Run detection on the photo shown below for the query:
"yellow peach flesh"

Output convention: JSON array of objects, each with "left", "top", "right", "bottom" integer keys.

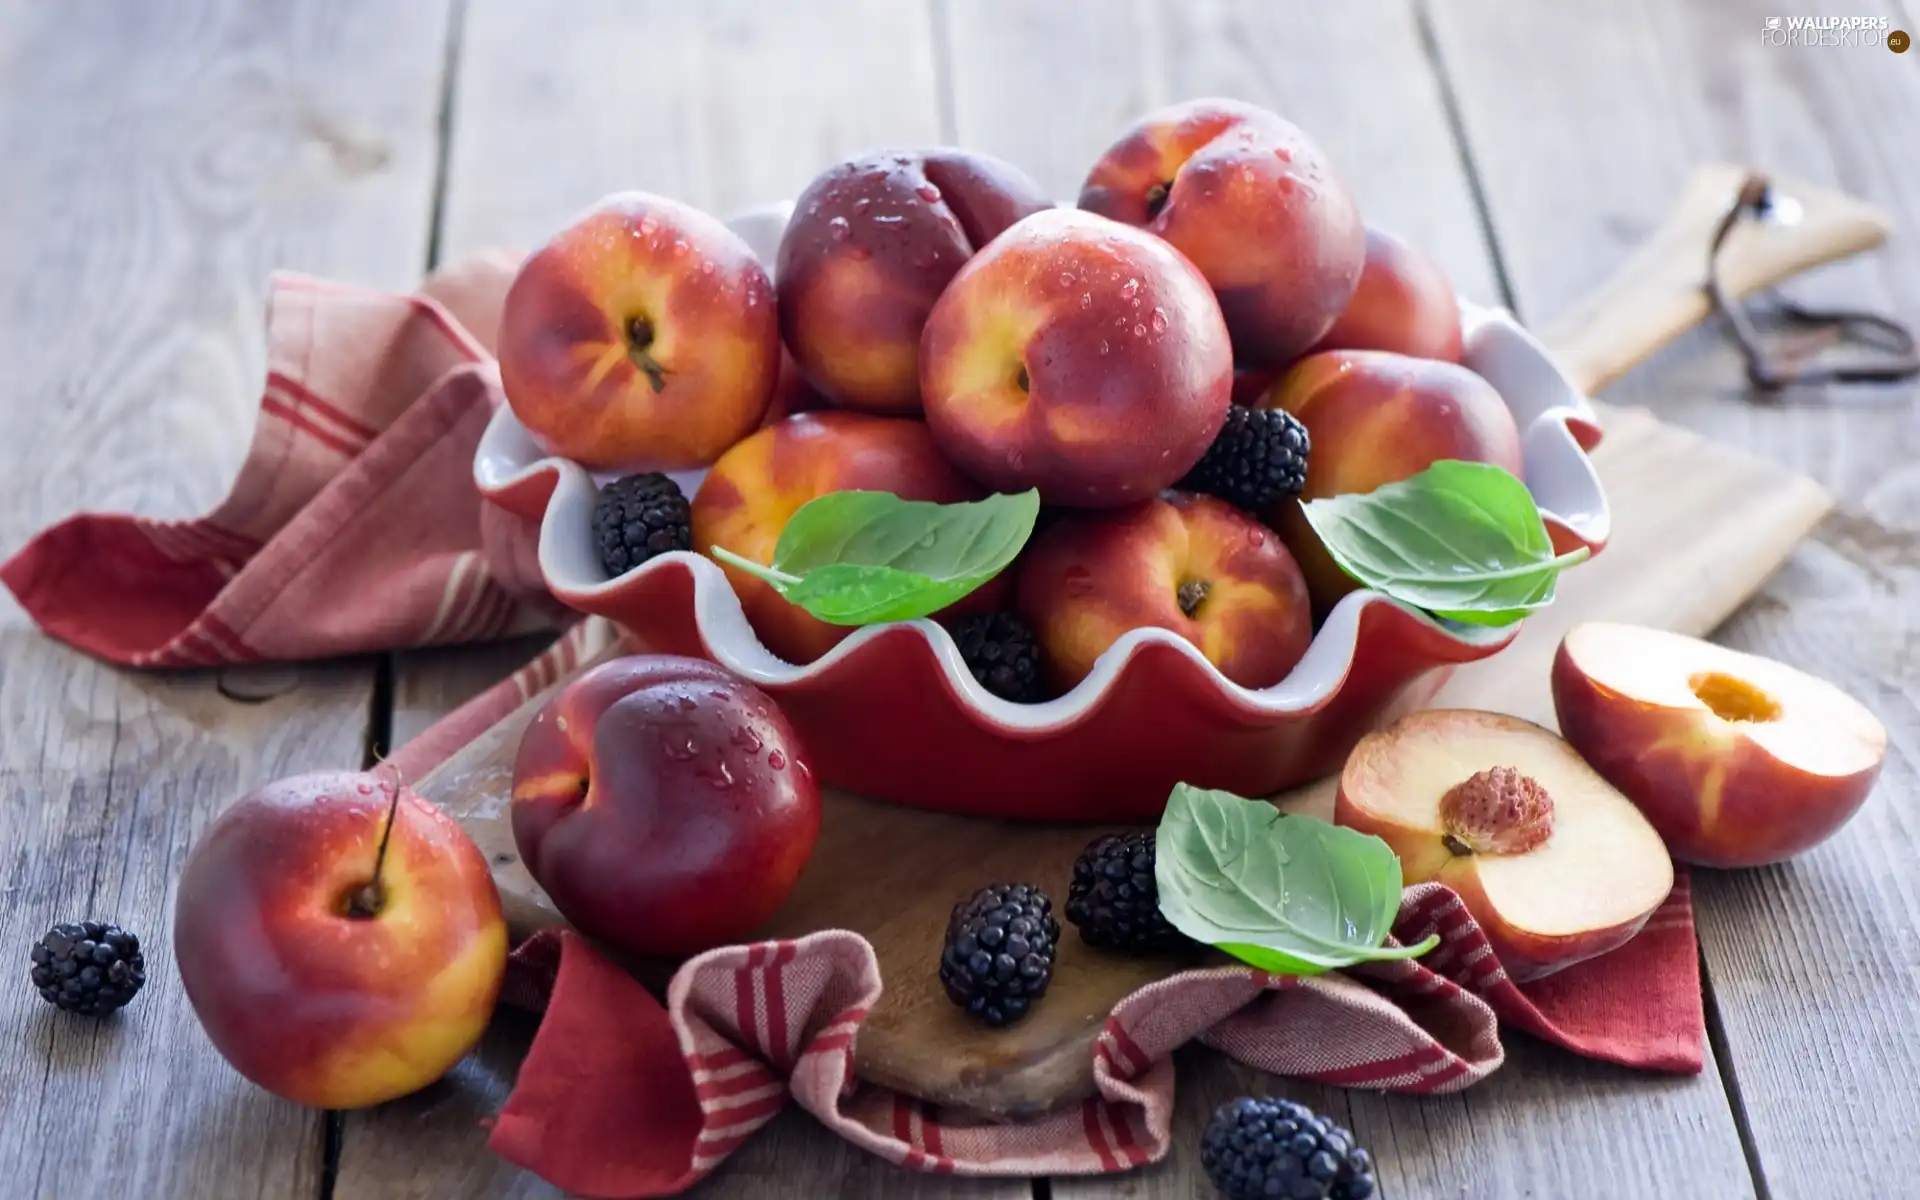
[{"left": 1562, "top": 622, "right": 1885, "bottom": 781}]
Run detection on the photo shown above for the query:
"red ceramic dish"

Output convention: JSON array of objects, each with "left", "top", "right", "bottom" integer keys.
[{"left": 475, "top": 203, "right": 1609, "bottom": 822}]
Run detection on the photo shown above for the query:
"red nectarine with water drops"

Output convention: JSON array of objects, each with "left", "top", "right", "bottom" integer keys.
[
  {"left": 510, "top": 656, "right": 821, "bottom": 958},
  {"left": 1079, "top": 98, "right": 1365, "bottom": 367},
  {"left": 1014, "top": 492, "right": 1312, "bottom": 691},
  {"left": 498, "top": 192, "right": 779, "bottom": 471},
  {"left": 777, "top": 149, "right": 1052, "bottom": 415},
  {"left": 920, "top": 207, "right": 1233, "bottom": 508}
]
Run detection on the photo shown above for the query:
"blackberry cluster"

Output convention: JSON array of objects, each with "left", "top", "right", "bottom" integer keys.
[
  {"left": 946, "top": 612, "right": 1048, "bottom": 704},
  {"left": 31, "top": 922, "right": 146, "bottom": 1016},
  {"left": 591, "top": 472, "right": 692, "bottom": 577},
  {"left": 1178, "top": 406, "right": 1311, "bottom": 514},
  {"left": 1065, "top": 831, "right": 1191, "bottom": 955},
  {"left": 1201, "top": 1096, "right": 1376, "bottom": 1200},
  {"left": 938, "top": 883, "right": 1059, "bottom": 1027}
]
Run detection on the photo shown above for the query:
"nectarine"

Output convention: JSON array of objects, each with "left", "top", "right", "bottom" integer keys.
[
  {"left": 1309, "top": 226, "right": 1463, "bottom": 362},
  {"left": 777, "top": 149, "right": 1052, "bottom": 415},
  {"left": 1338, "top": 710, "right": 1673, "bottom": 982},
  {"left": 1014, "top": 492, "right": 1312, "bottom": 691},
  {"left": 174, "top": 771, "right": 507, "bottom": 1109},
  {"left": 498, "top": 192, "right": 779, "bottom": 471},
  {"left": 690, "top": 411, "right": 1002, "bottom": 664},
  {"left": 1552, "top": 622, "right": 1888, "bottom": 868},
  {"left": 1079, "top": 98, "right": 1365, "bottom": 367},
  {"left": 511, "top": 656, "right": 821, "bottom": 958},
  {"left": 1259, "top": 350, "right": 1522, "bottom": 613},
  {"left": 921, "top": 207, "right": 1233, "bottom": 508}
]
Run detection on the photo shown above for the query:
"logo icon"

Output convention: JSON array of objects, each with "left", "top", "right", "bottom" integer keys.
[
  {"left": 1892, "top": 29, "right": 1911, "bottom": 52},
  {"left": 1765, "top": 16, "right": 1782, "bottom": 30}
]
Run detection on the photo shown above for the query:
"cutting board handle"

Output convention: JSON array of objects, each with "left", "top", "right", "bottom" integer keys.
[{"left": 1537, "top": 163, "right": 1891, "bottom": 397}]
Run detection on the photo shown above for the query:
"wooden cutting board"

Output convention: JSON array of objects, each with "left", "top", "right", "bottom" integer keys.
[{"left": 416, "top": 164, "right": 1873, "bottom": 1120}]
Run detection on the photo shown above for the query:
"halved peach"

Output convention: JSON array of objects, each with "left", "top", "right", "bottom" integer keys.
[
  {"left": 1337, "top": 709, "right": 1673, "bottom": 982},
  {"left": 1552, "top": 621, "right": 1887, "bottom": 868}
]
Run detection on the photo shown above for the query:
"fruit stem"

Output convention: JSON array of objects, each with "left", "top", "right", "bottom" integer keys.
[
  {"left": 1177, "top": 578, "right": 1211, "bottom": 617},
  {"left": 348, "top": 776, "right": 403, "bottom": 918},
  {"left": 1144, "top": 181, "right": 1171, "bottom": 219},
  {"left": 626, "top": 316, "right": 669, "bottom": 393}
]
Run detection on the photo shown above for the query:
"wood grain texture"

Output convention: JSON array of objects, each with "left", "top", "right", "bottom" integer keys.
[
  {"left": 1427, "top": 1, "right": 1920, "bottom": 1194},
  {"left": 438, "top": 0, "right": 944, "bottom": 253},
  {"left": 0, "top": 1, "right": 451, "bottom": 1197},
  {"left": 336, "top": 2, "right": 1025, "bottom": 1195}
]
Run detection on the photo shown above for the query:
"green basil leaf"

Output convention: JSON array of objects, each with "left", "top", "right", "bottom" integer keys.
[
  {"left": 1154, "top": 784, "right": 1437, "bottom": 976},
  {"left": 708, "top": 489, "right": 1039, "bottom": 628},
  {"left": 1299, "top": 460, "right": 1590, "bottom": 627},
  {"left": 778, "top": 563, "right": 982, "bottom": 626}
]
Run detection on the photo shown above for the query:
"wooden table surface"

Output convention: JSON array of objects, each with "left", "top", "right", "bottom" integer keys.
[{"left": 2, "top": 1, "right": 1917, "bottom": 1196}]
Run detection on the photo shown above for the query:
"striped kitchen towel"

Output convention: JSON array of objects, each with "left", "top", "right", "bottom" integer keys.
[{"left": 0, "top": 258, "right": 562, "bottom": 667}]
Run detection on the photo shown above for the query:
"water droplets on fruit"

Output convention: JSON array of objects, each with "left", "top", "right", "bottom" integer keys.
[
  {"left": 663, "top": 734, "right": 698, "bottom": 762},
  {"left": 639, "top": 216, "right": 660, "bottom": 236},
  {"left": 1098, "top": 339, "right": 1110, "bottom": 356},
  {"left": 1080, "top": 292, "right": 1093, "bottom": 309},
  {"left": 1240, "top": 167, "right": 1256, "bottom": 184},
  {"left": 828, "top": 216, "right": 851, "bottom": 241},
  {"left": 768, "top": 749, "right": 788, "bottom": 771},
  {"left": 1059, "top": 272, "right": 1074, "bottom": 287},
  {"left": 699, "top": 259, "right": 716, "bottom": 276},
  {"left": 1132, "top": 323, "right": 1146, "bottom": 338},
  {"left": 671, "top": 238, "right": 689, "bottom": 257},
  {"left": 853, "top": 197, "right": 871, "bottom": 214},
  {"left": 1150, "top": 308, "right": 1168, "bottom": 333},
  {"left": 1245, "top": 525, "right": 1270, "bottom": 551},
  {"left": 730, "top": 725, "right": 765, "bottom": 755},
  {"left": 356, "top": 782, "right": 373, "bottom": 795},
  {"left": 915, "top": 184, "right": 942, "bottom": 203},
  {"left": 1120, "top": 278, "right": 1140, "bottom": 301},
  {"left": 874, "top": 213, "right": 904, "bottom": 224},
  {"left": 1273, "top": 146, "right": 1293, "bottom": 164},
  {"left": 675, "top": 694, "right": 697, "bottom": 712}
]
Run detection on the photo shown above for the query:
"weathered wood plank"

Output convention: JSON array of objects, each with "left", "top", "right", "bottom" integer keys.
[
  {"left": 1426, "top": 0, "right": 1920, "bottom": 1194},
  {"left": 337, "top": 2, "right": 1027, "bottom": 1195},
  {"left": 0, "top": 1, "right": 452, "bottom": 1197},
  {"left": 944, "top": 1, "right": 1754, "bottom": 1196}
]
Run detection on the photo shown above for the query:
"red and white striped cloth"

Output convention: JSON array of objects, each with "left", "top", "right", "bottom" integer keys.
[
  {"left": 2, "top": 265, "right": 1706, "bottom": 1199},
  {"left": 1, "top": 257, "right": 559, "bottom": 668},
  {"left": 480, "top": 875, "right": 1699, "bottom": 1197}
]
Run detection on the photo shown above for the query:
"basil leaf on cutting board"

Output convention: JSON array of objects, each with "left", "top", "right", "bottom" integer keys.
[
  {"left": 709, "top": 488, "right": 1039, "bottom": 627},
  {"left": 1299, "top": 459, "right": 1589, "bottom": 627},
  {"left": 1154, "top": 784, "right": 1437, "bottom": 975}
]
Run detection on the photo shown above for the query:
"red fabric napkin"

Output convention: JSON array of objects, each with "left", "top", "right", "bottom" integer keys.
[{"left": 1, "top": 268, "right": 1706, "bottom": 1197}]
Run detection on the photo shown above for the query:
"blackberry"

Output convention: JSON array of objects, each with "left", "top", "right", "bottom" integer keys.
[
  {"left": 1065, "top": 831, "right": 1192, "bottom": 955},
  {"left": 1178, "top": 406, "right": 1310, "bottom": 513},
  {"left": 591, "top": 472, "right": 691, "bottom": 577},
  {"left": 30, "top": 921, "right": 146, "bottom": 1016},
  {"left": 946, "top": 612, "right": 1047, "bottom": 704},
  {"left": 938, "top": 883, "right": 1059, "bottom": 1027},
  {"left": 1201, "top": 1096, "right": 1376, "bottom": 1200}
]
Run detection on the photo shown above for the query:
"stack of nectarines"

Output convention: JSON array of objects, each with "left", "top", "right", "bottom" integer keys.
[{"left": 494, "top": 97, "right": 1506, "bottom": 699}]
